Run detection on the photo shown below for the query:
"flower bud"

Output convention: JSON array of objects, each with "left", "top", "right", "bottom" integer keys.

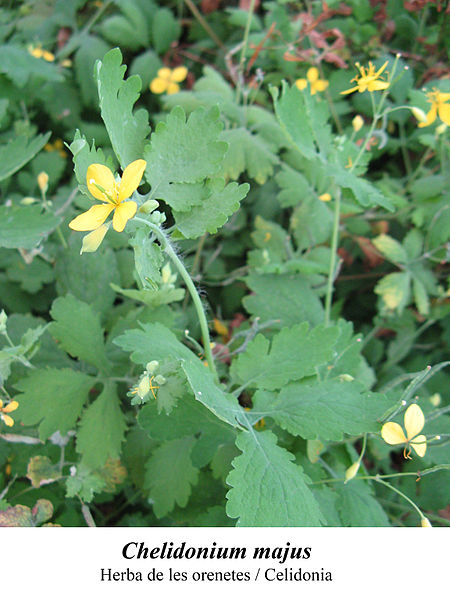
[
  {"left": 339, "top": 374, "right": 354, "bottom": 382},
  {"left": 429, "top": 393, "right": 441, "bottom": 407},
  {"left": 344, "top": 461, "right": 360, "bottom": 484},
  {"left": 421, "top": 517, "right": 432, "bottom": 527},
  {"left": 0, "top": 309, "right": 7, "bottom": 334},
  {"left": 410, "top": 107, "right": 427, "bottom": 123},
  {"left": 436, "top": 123, "right": 447, "bottom": 135},
  {"left": 146, "top": 360, "right": 159, "bottom": 374},
  {"left": 154, "top": 375, "right": 166, "bottom": 385},
  {"left": 352, "top": 115, "right": 364, "bottom": 132},
  {"left": 319, "top": 193, "right": 331, "bottom": 202},
  {"left": 21, "top": 196, "right": 37, "bottom": 205},
  {"left": 37, "top": 171, "right": 49, "bottom": 193},
  {"left": 139, "top": 199, "right": 159, "bottom": 214}
]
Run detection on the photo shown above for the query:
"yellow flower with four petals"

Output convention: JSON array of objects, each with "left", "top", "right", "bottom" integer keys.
[
  {"left": 295, "top": 67, "right": 328, "bottom": 95},
  {"left": 381, "top": 404, "right": 427, "bottom": 459},
  {"left": 150, "top": 67, "right": 188, "bottom": 95},
  {"left": 69, "top": 159, "right": 146, "bottom": 252},
  {"left": 341, "top": 61, "right": 389, "bottom": 95},
  {"left": 0, "top": 399, "right": 19, "bottom": 427}
]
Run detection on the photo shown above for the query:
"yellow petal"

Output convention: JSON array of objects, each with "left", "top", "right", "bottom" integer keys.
[
  {"left": 0, "top": 399, "right": 3, "bottom": 409},
  {"left": 410, "top": 434, "right": 427, "bottom": 458},
  {"left": 171, "top": 66, "right": 188, "bottom": 83},
  {"left": 150, "top": 77, "right": 168, "bottom": 94},
  {"left": 367, "top": 80, "right": 389, "bottom": 91},
  {"left": 381, "top": 421, "right": 407, "bottom": 445},
  {"left": 118, "top": 160, "right": 146, "bottom": 202},
  {"left": 307, "top": 67, "right": 319, "bottom": 83},
  {"left": 341, "top": 85, "right": 359, "bottom": 95},
  {"left": 157, "top": 67, "right": 172, "bottom": 80},
  {"left": 1, "top": 414, "right": 14, "bottom": 427},
  {"left": 295, "top": 78, "right": 307, "bottom": 91},
  {"left": 112, "top": 201, "right": 137, "bottom": 232},
  {"left": 80, "top": 224, "right": 109, "bottom": 254},
  {"left": 313, "top": 79, "right": 329, "bottom": 92},
  {"left": 375, "top": 61, "right": 388, "bottom": 77},
  {"left": 404, "top": 404, "right": 424, "bottom": 440},
  {"left": 2, "top": 400, "right": 18, "bottom": 413},
  {"left": 86, "top": 164, "right": 116, "bottom": 202},
  {"left": 438, "top": 102, "right": 450, "bottom": 126},
  {"left": 166, "top": 82, "right": 180, "bottom": 95},
  {"left": 418, "top": 104, "right": 437, "bottom": 128},
  {"left": 69, "top": 204, "right": 114, "bottom": 231}
]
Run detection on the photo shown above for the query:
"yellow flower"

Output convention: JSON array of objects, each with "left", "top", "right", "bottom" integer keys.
[
  {"left": 381, "top": 404, "right": 427, "bottom": 459},
  {"left": 69, "top": 160, "right": 146, "bottom": 236},
  {"left": 28, "top": 45, "right": 54, "bottom": 62},
  {"left": 0, "top": 400, "right": 19, "bottom": 427},
  {"left": 295, "top": 67, "right": 328, "bottom": 95},
  {"left": 150, "top": 67, "right": 188, "bottom": 95},
  {"left": 352, "top": 115, "right": 364, "bottom": 132},
  {"left": 417, "top": 89, "right": 450, "bottom": 128},
  {"left": 341, "top": 61, "right": 389, "bottom": 95}
]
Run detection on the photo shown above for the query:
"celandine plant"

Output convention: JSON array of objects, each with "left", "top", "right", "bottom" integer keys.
[{"left": 0, "top": 4, "right": 448, "bottom": 529}]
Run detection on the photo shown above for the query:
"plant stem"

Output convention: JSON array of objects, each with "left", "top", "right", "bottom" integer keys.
[
  {"left": 324, "top": 187, "right": 341, "bottom": 326},
  {"left": 135, "top": 217, "right": 217, "bottom": 380},
  {"left": 374, "top": 476, "right": 426, "bottom": 522},
  {"left": 236, "top": 0, "right": 257, "bottom": 104}
]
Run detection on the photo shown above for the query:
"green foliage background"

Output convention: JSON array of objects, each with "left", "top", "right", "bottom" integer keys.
[{"left": 0, "top": 0, "right": 448, "bottom": 528}]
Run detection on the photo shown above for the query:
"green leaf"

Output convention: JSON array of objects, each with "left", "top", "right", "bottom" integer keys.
[
  {"left": 291, "top": 196, "right": 333, "bottom": 250},
  {"left": 144, "top": 436, "right": 199, "bottom": 518},
  {"left": 0, "top": 132, "right": 51, "bottom": 182},
  {"left": 220, "top": 128, "right": 279, "bottom": 184},
  {"left": 110, "top": 283, "right": 185, "bottom": 307},
  {"left": 144, "top": 106, "right": 227, "bottom": 195},
  {"left": 129, "top": 227, "right": 163, "bottom": 289},
  {"left": 0, "top": 205, "right": 60, "bottom": 250},
  {"left": 328, "top": 165, "right": 394, "bottom": 211},
  {"left": 243, "top": 273, "right": 324, "bottom": 328},
  {"left": 336, "top": 480, "right": 390, "bottom": 526},
  {"left": 96, "top": 48, "right": 150, "bottom": 168},
  {"left": 0, "top": 45, "right": 63, "bottom": 87},
  {"left": 375, "top": 272, "right": 411, "bottom": 313},
  {"left": 412, "top": 276, "right": 430, "bottom": 316},
  {"left": 230, "top": 322, "right": 339, "bottom": 391},
  {"left": 252, "top": 381, "right": 393, "bottom": 440},
  {"left": 14, "top": 368, "right": 93, "bottom": 440},
  {"left": 152, "top": 7, "right": 181, "bottom": 53},
  {"left": 74, "top": 35, "right": 111, "bottom": 106},
  {"left": 6, "top": 256, "right": 54, "bottom": 293},
  {"left": 226, "top": 430, "right": 324, "bottom": 526},
  {"left": 55, "top": 238, "right": 120, "bottom": 314},
  {"left": 49, "top": 294, "right": 108, "bottom": 371},
  {"left": 270, "top": 82, "right": 316, "bottom": 159},
  {"left": 65, "top": 464, "right": 106, "bottom": 502},
  {"left": 372, "top": 234, "right": 408, "bottom": 264},
  {"left": 0, "top": 500, "right": 54, "bottom": 527},
  {"left": 114, "top": 322, "right": 196, "bottom": 365},
  {"left": 182, "top": 359, "right": 244, "bottom": 428},
  {"left": 173, "top": 179, "right": 249, "bottom": 239},
  {"left": 69, "top": 131, "right": 111, "bottom": 198},
  {"left": 76, "top": 382, "right": 127, "bottom": 469}
]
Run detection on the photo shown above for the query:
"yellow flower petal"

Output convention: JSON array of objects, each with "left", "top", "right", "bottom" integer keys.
[
  {"left": 1, "top": 414, "right": 14, "bottom": 427},
  {"left": 307, "top": 67, "right": 319, "bottom": 83},
  {"left": 295, "top": 78, "right": 307, "bottom": 91},
  {"left": 86, "top": 164, "right": 117, "bottom": 202},
  {"left": 438, "top": 102, "right": 450, "bottom": 126},
  {"left": 69, "top": 204, "right": 114, "bottom": 231},
  {"left": 375, "top": 61, "right": 388, "bottom": 77},
  {"left": 150, "top": 77, "right": 168, "bottom": 94},
  {"left": 80, "top": 224, "right": 109, "bottom": 254},
  {"left": 112, "top": 201, "right": 137, "bottom": 232},
  {"left": 367, "top": 80, "right": 390, "bottom": 91},
  {"left": 341, "top": 85, "right": 359, "bottom": 95},
  {"left": 404, "top": 404, "right": 424, "bottom": 440},
  {"left": 118, "top": 159, "right": 146, "bottom": 202},
  {"left": 166, "top": 82, "right": 180, "bottom": 95},
  {"left": 0, "top": 399, "right": 3, "bottom": 409},
  {"left": 171, "top": 66, "right": 188, "bottom": 83},
  {"left": 313, "top": 79, "right": 329, "bottom": 92},
  {"left": 157, "top": 67, "right": 172, "bottom": 80},
  {"left": 410, "top": 434, "right": 427, "bottom": 458},
  {"left": 381, "top": 421, "right": 407, "bottom": 445},
  {"left": 2, "top": 401, "right": 18, "bottom": 413}
]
